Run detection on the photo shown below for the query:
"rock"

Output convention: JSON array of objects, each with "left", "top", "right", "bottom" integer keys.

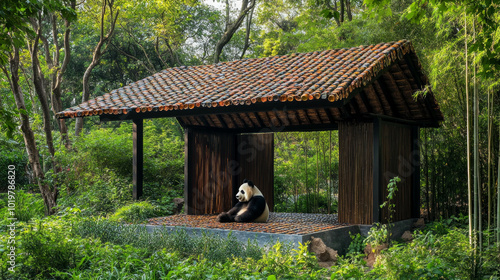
[
  {"left": 364, "top": 243, "right": 388, "bottom": 268},
  {"left": 173, "top": 198, "right": 184, "bottom": 214},
  {"left": 401, "top": 230, "right": 413, "bottom": 242},
  {"left": 309, "top": 236, "right": 338, "bottom": 265},
  {"left": 413, "top": 218, "right": 425, "bottom": 227}
]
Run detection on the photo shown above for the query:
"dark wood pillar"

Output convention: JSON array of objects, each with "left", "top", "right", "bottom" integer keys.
[
  {"left": 411, "top": 125, "right": 420, "bottom": 218},
  {"left": 184, "top": 128, "right": 237, "bottom": 214},
  {"left": 133, "top": 118, "right": 143, "bottom": 200},
  {"left": 338, "top": 122, "right": 374, "bottom": 224},
  {"left": 372, "top": 118, "right": 381, "bottom": 223}
]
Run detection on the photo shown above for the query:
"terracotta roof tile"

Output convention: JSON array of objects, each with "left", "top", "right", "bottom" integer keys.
[{"left": 57, "top": 40, "right": 420, "bottom": 119}]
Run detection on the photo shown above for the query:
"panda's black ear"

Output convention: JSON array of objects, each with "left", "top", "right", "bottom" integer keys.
[{"left": 243, "top": 179, "right": 254, "bottom": 187}]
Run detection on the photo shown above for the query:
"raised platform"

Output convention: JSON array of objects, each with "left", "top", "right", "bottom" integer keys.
[{"left": 146, "top": 213, "right": 416, "bottom": 254}]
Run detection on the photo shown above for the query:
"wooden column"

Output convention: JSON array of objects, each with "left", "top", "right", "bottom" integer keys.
[
  {"left": 372, "top": 118, "right": 381, "bottom": 223},
  {"left": 338, "top": 122, "right": 374, "bottom": 224},
  {"left": 133, "top": 118, "right": 143, "bottom": 200},
  {"left": 184, "top": 128, "right": 237, "bottom": 214},
  {"left": 411, "top": 125, "right": 420, "bottom": 218}
]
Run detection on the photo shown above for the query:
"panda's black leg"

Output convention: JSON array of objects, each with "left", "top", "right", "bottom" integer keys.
[
  {"left": 217, "top": 212, "right": 234, "bottom": 223},
  {"left": 234, "top": 211, "right": 257, "bottom": 223}
]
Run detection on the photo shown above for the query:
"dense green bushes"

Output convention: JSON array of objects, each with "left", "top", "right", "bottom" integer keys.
[
  {"left": 1, "top": 211, "right": 499, "bottom": 279},
  {"left": 55, "top": 119, "right": 184, "bottom": 216}
]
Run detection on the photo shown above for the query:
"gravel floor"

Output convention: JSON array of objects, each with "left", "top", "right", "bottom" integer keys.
[{"left": 148, "top": 212, "right": 346, "bottom": 235}]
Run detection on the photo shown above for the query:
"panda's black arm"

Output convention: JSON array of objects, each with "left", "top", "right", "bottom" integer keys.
[
  {"left": 227, "top": 202, "right": 244, "bottom": 216},
  {"left": 235, "top": 196, "right": 265, "bottom": 222}
]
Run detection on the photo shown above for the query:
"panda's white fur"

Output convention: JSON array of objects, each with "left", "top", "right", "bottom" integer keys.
[{"left": 217, "top": 180, "right": 269, "bottom": 223}]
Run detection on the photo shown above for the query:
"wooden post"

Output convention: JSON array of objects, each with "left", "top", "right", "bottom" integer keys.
[
  {"left": 411, "top": 125, "right": 420, "bottom": 218},
  {"left": 133, "top": 118, "right": 143, "bottom": 200},
  {"left": 373, "top": 118, "right": 381, "bottom": 223}
]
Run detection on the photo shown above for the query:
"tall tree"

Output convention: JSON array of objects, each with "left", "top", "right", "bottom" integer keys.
[
  {"left": 0, "top": 0, "right": 76, "bottom": 214},
  {"left": 213, "top": 0, "right": 256, "bottom": 63},
  {"left": 74, "top": 0, "right": 119, "bottom": 136}
]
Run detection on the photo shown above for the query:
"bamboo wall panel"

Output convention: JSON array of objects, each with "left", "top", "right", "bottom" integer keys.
[
  {"left": 185, "top": 129, "right": 236, "bottom": 214},
  {"left": 338, "top": 122, "right": 374, "bottom": 224},
  {"left": 379, "top": 120, "right": 413, "bottom": 222},
  {"left": 236, "top": 133, "right": 274, "bottom": 211}
]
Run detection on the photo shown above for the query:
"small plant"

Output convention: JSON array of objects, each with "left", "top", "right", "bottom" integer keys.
[
  {"left": 365, "top": 223, "right": 389, "bottom": 252},
  {"left": 347, "top": 232, "right": 366, "bottom": 255},
  {"left": 380, "top": 176, "right": 400, "bottom": 244},
  {"left": 109, "top": 201, "right": 160, "bottom": 223}
]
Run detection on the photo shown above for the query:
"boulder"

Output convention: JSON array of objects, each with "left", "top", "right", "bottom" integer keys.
[
  {"left": 401, "top": 230, "right": 413, "bottom": 242},
  {"left": 173, "top": 198, "right": 184, "bottom": 214},
  {"left": 413, "top": 218, "right": 425, "bottom": 227},
  {"left": 309, "top": 236, "right": 338, "bottom": 267}
]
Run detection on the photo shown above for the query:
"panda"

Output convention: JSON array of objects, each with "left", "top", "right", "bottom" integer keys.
[{"left": 217, "top": 179, "right": 269, "bottom": 223}]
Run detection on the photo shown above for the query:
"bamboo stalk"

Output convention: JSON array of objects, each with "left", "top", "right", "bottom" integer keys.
[
  {"left": 473, "top": 17, "right": 480, "bottom": 250},
  {"left": 487, "top": 88, "right": 492, "bottom": 244},
  {"left": 497, "top": 123, "right": 500, "bottom": 243},
  {"left": 465, "top": 11, "right": 472, "bottom": 246}
]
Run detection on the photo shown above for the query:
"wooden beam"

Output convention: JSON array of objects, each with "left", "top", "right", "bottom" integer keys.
[
  {"left": 324, "top": 108, "right": 336, "bottom": 124},
  {"left": 374, "top": 79, "right": 405, "bottom": 118},
  {"left": 214, "top": 114, "right": 228, "bottom": 129},
  {"left": 182, "top": 122, "right": 338, "bottom": 133},
  {"left": 98, "top": 98, "right": 345, "bottom": 122},
  {"left": 133, "top": 118, "right": 143, "bottom": 200},
  {"left": 403, "top": 55, "right": 441, "bottom": 122},
  {"left": 381, "top": 72, "right": 412, "bottom": 117}
]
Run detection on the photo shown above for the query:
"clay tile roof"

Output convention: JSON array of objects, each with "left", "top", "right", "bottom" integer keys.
[{"left": 56, "top": 40, "right": 442, "bottom": 124}]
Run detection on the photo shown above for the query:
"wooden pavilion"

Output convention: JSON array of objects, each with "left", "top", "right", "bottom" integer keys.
[{"left": 57, "top": 40, "right": 443, "bottom": 225}]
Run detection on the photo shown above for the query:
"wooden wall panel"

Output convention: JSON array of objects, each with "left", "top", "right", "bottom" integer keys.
[
  {"left": 338, "top": 122, "right": 374, "bottom": 224},
  {"left": 184, "top": 129, "right": 236, "bottom": 214},
  {"left": 236, "top": 133, "right": 274, "bottom": 211},
  {"left": 379, "top": 120, "right": 414, "bottom": 222}
]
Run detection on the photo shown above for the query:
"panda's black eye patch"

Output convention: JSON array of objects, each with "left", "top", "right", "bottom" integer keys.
[{"left": 241, "top": 190, "right": 245, "bottom": 194}]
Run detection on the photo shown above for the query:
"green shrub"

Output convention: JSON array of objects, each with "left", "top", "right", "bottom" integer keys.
[
  {"left": 0, "top": 146, "right": 30, "bottom": 192},
  {"left": 109, "top": 201, "right": 162, "bottom": 223},
  {"left": 73, "top": 218, "right": 264, "bottom": 262},
  {"left": 346, "top": 232, "right": 366, "bottom": 256},
  {"left": 15, "top": 222, "right": 88, "bottom": 279},
  {"left": 274, "top": 192, "right": 338, "bottom": 214}
]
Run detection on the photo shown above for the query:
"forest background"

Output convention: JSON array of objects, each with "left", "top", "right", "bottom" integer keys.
[{"left": 0, "top": 0, "right": 500, "bottom": 278}]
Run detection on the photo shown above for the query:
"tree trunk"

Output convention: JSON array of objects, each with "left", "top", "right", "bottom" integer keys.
[
  {"left": 340, "top": 0, "right": 345, "bottom": 23},
  {"left": 8, "top": 47, "right": 57, "bottom": 215},
  {"left": 346, "top": 0, "right": 352, "bottom": 21},
  {"left": 75, "top": 0, "right": 119, "bottom": 136},
  {"left": 240, "top": 2, "right": 255, "bottom": 59},
  {"left": 214, "top": 0, "right": 255, "bottom": 63},
  {"left": 30, "top": 28, "right": 56, "bottom": 161}
]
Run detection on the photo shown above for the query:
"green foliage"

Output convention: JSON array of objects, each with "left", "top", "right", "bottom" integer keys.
[
  {"left": 109, "top": 201, "right": 166, "bottom": 223},
  {"left": 73, "top": 218, "right": 263, "bottom": 262},
  {"left": 346, "top": 232, "right": 366, "bottom": 256},
  {"left": 274, "top": 131, "right": 339, "bottom": 214},
  {"left": 365, "top": 223, "right": 389, "bottom": 252},
  {"left": 55, "top": 119, "right": 184, "bottom": 216},
  {"left": 0, "top": 190, "right": 44, "bottom": 223},
  {"left": 0, "top": 147, "right": 30, "bottom": 192},
  {"left": 13, "top": 222, "right": 89, "bottom": 279}
]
